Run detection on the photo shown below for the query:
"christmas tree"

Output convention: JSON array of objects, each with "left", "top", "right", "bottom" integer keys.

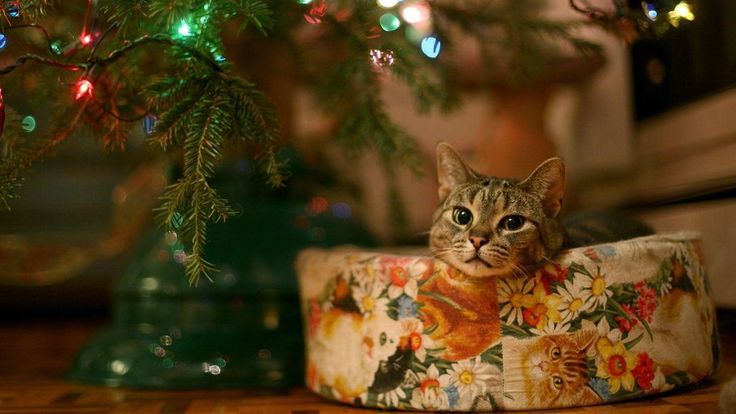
[{"left": 0, "top": 0, "right": 678, "bottom": 285}]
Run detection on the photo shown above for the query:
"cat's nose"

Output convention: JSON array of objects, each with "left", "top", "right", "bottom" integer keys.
[{"left": 469, "top": 236, "right": 488, "bottom": 250}]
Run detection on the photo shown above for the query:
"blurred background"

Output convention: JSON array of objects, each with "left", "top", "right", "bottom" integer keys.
[{"left": 0, "top": 0, "right": 733, "bottom": 367}]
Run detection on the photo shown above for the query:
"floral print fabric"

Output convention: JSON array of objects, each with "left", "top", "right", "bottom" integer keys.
[{"left": 297, "top": 233, "right": 719, "bottom": 411}]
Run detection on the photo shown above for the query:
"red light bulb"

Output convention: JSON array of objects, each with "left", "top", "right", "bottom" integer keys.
[
  {"left": 80, "top": 33, "right": 92, "bottom": 46},
  {"left": 75, "top": 79, "right": 93, "bottom": 100}
]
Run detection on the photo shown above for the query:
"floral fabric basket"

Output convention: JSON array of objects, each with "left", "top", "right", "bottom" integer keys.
[{"left": 296, "top": 233, "right": 719, "bottom": 411}]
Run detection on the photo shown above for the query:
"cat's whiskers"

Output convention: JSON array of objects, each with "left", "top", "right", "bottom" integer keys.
[
  {"left": 430, "top": 247, "right": 454, "bottom": 260},
  {"left": 540, "top": 254, "right": 555, "bottom": 265},
  {"left": 510, "top": 262, "right": 533, "bottom": 279}
]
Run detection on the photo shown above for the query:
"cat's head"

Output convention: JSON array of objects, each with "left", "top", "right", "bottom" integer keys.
[
  {"left": 505, "top": 329, "right": 601, "bottom": 409},
  {"left": 429, "top": 142, "right": 565, "bottom": 278}
]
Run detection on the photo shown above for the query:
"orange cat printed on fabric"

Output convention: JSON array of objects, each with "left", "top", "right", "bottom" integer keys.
[
  {"left": 503, "top": 329, "right": 602, "bottom": 410},
  {"left": 418, "top": 265, "right": 500, "bottom": 361}
]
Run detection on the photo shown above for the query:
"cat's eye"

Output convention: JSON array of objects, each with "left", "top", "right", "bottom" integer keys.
[
  {"left": 500, "top": 215, "right": 525, "bottom": 231},
  {"left": 452, "top": 207, "right": 473, "bottom": 226},
  {"left": 550, "top": 346, "right": 561, "bottom": 360},
  {"left": 552, "top": 376, "right": 564, "bottom": 389}
]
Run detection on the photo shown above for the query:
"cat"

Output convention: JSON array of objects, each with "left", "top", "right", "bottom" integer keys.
[
  {"left": 502, "top": 329, "right": 602, "bottom": 410},
  {"left": 631, "top": 288, "right": 715, "bottom": 379},
  {"left": 429, "top": 142, "right": 652, "bottom": 278},
  {"left": 417, "top": 263, "right": 500, "bottom": 361},
  {"left": 307, "top": 278, "right": 404, "bottom": 402}
]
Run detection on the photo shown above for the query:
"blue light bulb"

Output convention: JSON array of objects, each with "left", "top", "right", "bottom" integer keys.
[{"left": 421, "top": 36, "right": 441, "bottom": 59}]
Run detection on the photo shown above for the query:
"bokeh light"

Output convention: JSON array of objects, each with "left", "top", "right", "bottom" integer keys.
[
  {"left": 668, "top": 1, "right": 694, "bottom": 26},
  {"left": 21, "top": 115, "right": 35, "bottom": 132},
  {"left": 379, "top": 13, "right": 401, "bottom": 31},
  {"left": 80, "top": 33, "right": 93, "bottom": 46},
  {"left": 378, "top": 0, "right": 400, "bottom": 8},
  {"left": 177, "top": 20, "right": 192, "bottom": 37},
  {"left": 50, "top": 39, "right": 63, "bottom": 55},
  {"left": 75, "top": 78, "right": 94, "bottom": 100},
  {"left": 401, "top": 2, "right": 430, "bottom": 24},
  {"left": 332, "top": 202, "right": 352, "bottom": 219},
  {"left": 143, "top": 115, "right": 156, "bottom": 135},
  {"left": 420, "top": 35, "right": 441, "bottom": 58},
  {"left": 369, "top": 48, "right": 396, "bottom": 68},
  {"left": 309, "top": 196, "right": 329, "bottom": 215},
  {"left": 644, "top": 3, "right": 657, "bottom": 21},
  {"left": 304, "top": 1, "right": 327, "bottom": 24},
  {"left": 673, "top": 1, "right": 694, "bottom": 20},
  {"left": 6, "top": 2, "right": 19, "bottom": 18}
]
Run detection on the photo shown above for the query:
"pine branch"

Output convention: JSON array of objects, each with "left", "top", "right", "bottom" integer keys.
[
  {"left": 148, "top": 0, "right": 195, "bottom": 28},
  {"left": 230, "top": 78, "right": 280, "bottom": 143},
  {"left": 149, "top": 86, "right": 203, "bottom": 149},
  {"left": 1, "top": 0, "right": 55, "bottom": 23},
  {"left": 101, "top": 0, "right": 151, "bottom": 35},
  {"left": 151, "top": 75, "right": 285, "bottom": 285},
  {"left": 233, "top": 0, "right": 274, "bottom": 34}
]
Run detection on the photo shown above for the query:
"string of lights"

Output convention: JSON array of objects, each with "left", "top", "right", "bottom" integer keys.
[{"left": 0, "top": 0, "right": 692, "bottom": 284}]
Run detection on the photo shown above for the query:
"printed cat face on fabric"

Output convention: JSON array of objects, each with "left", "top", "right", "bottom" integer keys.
[
  {"left": 430, "top": 143, "right": 566, "bottom": 278},
  {"left": 503, "top": 330, "right": 601, "bottom": 409}
]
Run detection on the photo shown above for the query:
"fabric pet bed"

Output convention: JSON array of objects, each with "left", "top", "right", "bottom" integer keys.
[{"left": 296, "top": 232, "right": 719, "bottom": 411}]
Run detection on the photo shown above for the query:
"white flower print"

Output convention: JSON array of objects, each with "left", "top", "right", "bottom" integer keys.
[
  {"left": 446, "top": 357, "right": 495, "bottom": 402},
  {"left": 498, "top": 276, "right": 535, "bottom": 325},
  {"left": 381, "top": 257, "right": 430, "bottom": 299},
  {"left": 529, "top": 320, "right": 571, "bottom": 336},
  {"left": 557, "top": 279, "right": 594, "bottom": 323},
  {"left": 342, "top": 255, "right": 378, "bottom": 288},
  {"left": 410, "top": 364, "right": 450, "bottom": 409},
  {"left": 579, "top": 269, "right": 613, "bottom": 309},
  {"left": 650, "top": 367, "right": 674, "bottom": 393},
  {"left": 352, "top": 282, "right": 388, "bottom": 317},
  {"left": 377, "top": 386, "right": 406, "bottom": 408}
]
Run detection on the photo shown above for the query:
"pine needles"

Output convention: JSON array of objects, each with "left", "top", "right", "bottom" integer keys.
[{"left": 148, "top": 74, "right": 282, "bottom": 285}]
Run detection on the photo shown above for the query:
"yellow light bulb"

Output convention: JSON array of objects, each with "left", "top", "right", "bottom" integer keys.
[{"left": 674, "top": 2, "right": 694, "bottom": 21}]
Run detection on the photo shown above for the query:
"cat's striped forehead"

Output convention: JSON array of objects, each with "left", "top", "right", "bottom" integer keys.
[{"left": 444, "top": 178, "right": 522, "bottom": 213}]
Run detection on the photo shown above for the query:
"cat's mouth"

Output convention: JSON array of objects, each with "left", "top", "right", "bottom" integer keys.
[{"left": 465, "top": 257, "right": 492, "bottom": 268}]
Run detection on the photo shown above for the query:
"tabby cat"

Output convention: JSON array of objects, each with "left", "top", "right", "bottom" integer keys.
[
  {"left": 503, "top": 329, "right": 602, "bottom": 409},
  {"left": 430, "top": 142, "right": 652, "bottom": 278}
]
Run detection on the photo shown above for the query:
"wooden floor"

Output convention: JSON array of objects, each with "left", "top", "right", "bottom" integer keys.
[{"left": 1, "top": 313, "right": 734, "bottom": 414}]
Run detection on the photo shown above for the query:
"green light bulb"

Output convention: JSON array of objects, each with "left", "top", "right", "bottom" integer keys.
[
  {"left": 22, "top": 115, "right": 36, "bottom": 132},
  {"left": 50, "top": 40, "right": 63, "bottom": 55},
  {"left": 177, "top": 20, "right": 192, "bottom": 37},
  {"left": 379, "top": 13, "right": 401, "bottom": 32}
]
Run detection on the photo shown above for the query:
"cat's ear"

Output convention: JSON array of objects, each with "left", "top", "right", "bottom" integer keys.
[
  {"left": 436, "top": 142, "right": 476, "bottom": 200},
  {"left": 572, "top": 328, "right": 598, "bottom": 352},
  {"left": 519, "top": 157, "right": 565, "bottom": 218}
]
